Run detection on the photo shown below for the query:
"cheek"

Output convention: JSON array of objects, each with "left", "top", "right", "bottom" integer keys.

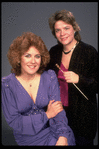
[
  {"left": 36, "top": 58, "right": 41, "bottom": 66},
  {"left": 55, "top": 33, "right": 59, "bottom": 39},
  {"left": 21, "top": 58, "right": 28, "bottom": 66},
  {"left": 69, "top": 29, "right": 75, "bottom": 37}
]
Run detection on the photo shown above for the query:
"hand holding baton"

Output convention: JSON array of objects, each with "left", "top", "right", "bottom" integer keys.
[{"left": 55, "top": 64, "right": 89, "bottom": 100}]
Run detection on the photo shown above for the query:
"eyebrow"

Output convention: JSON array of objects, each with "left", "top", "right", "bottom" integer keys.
[
  {"left": 24, "top": 53, "right": 40, "bottom": 55},
  {"left": 55, "top": 25, "right": 70, "bottom": 29},
  {"left": 24, "top": 53, "right": 31, "bottom": 56}
]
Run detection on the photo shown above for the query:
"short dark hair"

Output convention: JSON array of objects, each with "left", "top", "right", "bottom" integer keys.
[
  {"left": 49, "top": 9, "right": 81, "bottom": 41},
  {"left": 7, "top": 32, "right": 50, "bottom": 75}
]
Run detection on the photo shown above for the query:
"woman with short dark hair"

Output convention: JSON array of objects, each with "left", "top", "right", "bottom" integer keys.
[{"left": 47, "top": 10, "right": 98, "bottom": 146}]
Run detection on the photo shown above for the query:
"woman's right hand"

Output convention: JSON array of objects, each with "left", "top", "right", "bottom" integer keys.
[{"left": 46, "top": 100, "right": 63, "bottom": 119}]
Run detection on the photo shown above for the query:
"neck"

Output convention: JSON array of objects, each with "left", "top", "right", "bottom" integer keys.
[
  {"left": 18, "top": 73, "right": 37, "bottom": 83},
  {"left": 63, "top": 39, "right": 77, "bottom": 52}
]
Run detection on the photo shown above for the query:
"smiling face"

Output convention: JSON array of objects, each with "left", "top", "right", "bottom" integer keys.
[
  {"left": 55, "top": 20, "right": 75, "bottom": 46},
  {"left": 20, "top": 46, "right": 41, "bottom": 76}
]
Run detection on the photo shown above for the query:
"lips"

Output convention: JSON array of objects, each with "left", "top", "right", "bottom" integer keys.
[
  {"left": 28, "top": 65, "right": 36, "bottom": 69},
  {"left": 60, "top": 37, "right": 68, "bottom": 41}
]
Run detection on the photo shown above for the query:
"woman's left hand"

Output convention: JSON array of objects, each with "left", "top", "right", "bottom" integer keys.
[
  {"left": 55, "top": 136, "right": 68, "bottom": 146},
  {"left": 63, "top": 71, "right": 79, "bottom": 83}
]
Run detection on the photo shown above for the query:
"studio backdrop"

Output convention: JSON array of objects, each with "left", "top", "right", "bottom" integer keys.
[{"left": 1, "top": 2, "right": 98, "bottom": 145}]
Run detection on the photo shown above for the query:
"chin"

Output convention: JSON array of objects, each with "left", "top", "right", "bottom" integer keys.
[
  {"left": 26, "top": 70, "right": 37, "bottom": 75},
  {"left": 62, "top": 40, "right": 73, "bottom": 46},
  {"left": 27, "top": 67, "right": 40, "bottom": 75}
]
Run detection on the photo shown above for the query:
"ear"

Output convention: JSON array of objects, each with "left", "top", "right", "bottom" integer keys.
[
  {"left": 17, "top": 61, "right": 20, "bottom": 66},
  {"left": 74, "top": 31, "right": 76, "bottom": 35}
]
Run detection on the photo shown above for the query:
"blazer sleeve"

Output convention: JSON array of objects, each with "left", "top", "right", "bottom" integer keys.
[
  {"left": 2, "top": 80, "right": 48, "bottom": 136},
  {"left": 77, "top": 47, "right": 98, "bottom": 94},
  {"left": 48, "top": 70, "right": 75, "bottom": 145}
]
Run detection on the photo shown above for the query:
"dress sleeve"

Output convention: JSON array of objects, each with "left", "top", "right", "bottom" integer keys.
[
  {"left": 48, "top": 70, "right": 75, "bottom": 145},
  {"left": 2, "top": 80, "right": 48, "bottom": 136}
]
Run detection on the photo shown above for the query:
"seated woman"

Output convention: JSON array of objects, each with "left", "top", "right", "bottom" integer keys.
[{"left": 2, "top": 32, "right": 75, "bottom": 146}]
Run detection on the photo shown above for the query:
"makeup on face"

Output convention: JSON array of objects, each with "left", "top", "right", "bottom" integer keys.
[
  {"left": 20, "top": 46, "right": 41, "bottom": 75},
  {"left": 55, "top": 20, "right": 75, "bottom": 46}
]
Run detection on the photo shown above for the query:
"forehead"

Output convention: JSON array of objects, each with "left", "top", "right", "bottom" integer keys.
[
  {"left": 25, "top": 46, "right": 40, "bottom": 54},
  {"left": 55, "top": 20, "right": 72, "bottom": 29}
]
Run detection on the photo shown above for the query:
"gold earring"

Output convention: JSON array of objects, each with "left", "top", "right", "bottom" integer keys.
[
  {"left": 18, "top": 61, "right": 20, "bottom": 65},
  {"left": 74, "top": 31, "right": 76, "bottom": 36}
]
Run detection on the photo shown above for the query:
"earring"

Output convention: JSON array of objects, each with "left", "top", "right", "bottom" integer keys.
[
  {"left": 18, "top": 61, "right": 20, "bottom": 65},
  {"left": 74, "top": 31, "right": 76, "bottom": 36}
]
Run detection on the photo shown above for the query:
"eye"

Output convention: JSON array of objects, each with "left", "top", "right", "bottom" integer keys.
[
  {"left": 35, "top": 54, "right": 41, "bottom": 59},
  {"left": 65, "top": 27, "right": 70, "bottom": 30},
  {"left": 25, "top": 54, "right": 31, "bottom": 58},
  {"left": 55, "top": 29, "right": 60, "bottom": 33}
]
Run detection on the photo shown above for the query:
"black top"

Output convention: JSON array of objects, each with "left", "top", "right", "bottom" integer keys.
[{"left": 47, "top": 41, "right": 98, "bottom": 139}]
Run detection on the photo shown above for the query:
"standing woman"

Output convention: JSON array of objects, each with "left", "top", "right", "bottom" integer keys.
[{"left": 47, "top": 10, "right": 98, "bottom": 146}]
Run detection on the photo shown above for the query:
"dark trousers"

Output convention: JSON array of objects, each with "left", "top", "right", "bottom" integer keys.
[
  {"left": 75, "top": 136, "right": 93, "bottom": 146},
  {"left": 63, "top": 106, "right": 94, "bottom": 146}
]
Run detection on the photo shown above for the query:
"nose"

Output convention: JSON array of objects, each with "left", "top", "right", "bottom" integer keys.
[
  {"left": 60, "top": 29, "right": 64, "bottom": 36},
  {"left": 31, "top": 56, "right": 36, "bottom": 63}
]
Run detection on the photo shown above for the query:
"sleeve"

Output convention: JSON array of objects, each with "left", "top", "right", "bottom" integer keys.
[
  {"left": 47, "top": 47, "right": 55, "bottom": 70},
  {"left": 48, "top": 70, "right": 75, "bottom": 145},
  {"left": 77, "top": 48, "right": 98, "bottom": 93},
  {"left": 2, "top": 80, "right": 48, "bottom": 136}
]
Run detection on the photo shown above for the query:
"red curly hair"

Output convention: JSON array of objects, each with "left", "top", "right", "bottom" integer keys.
[{"left": 7, "top": 32, "right": 50, "bottom": 75}]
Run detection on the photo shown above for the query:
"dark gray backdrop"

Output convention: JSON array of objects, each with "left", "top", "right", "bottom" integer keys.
[{"left": 1, "top": 2, "right": 98, "bottom": 145}]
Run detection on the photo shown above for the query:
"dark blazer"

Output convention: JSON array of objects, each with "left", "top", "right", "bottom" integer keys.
[{"left": 47, "top": 41, "right": 98, "bottom": 140}]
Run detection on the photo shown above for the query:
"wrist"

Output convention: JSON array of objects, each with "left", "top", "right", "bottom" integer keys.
[
  {"left": 45, "top": 111, "right": 51, "bottom": 119},
  {"left": 77, "top": 74, "right": 79, "bottom": 83},
  {"left": 56, "top": 136, "right": 68, "bottom": 146},
  {"left": 75, "top": 74, "right": 79, "bottom": 84}
]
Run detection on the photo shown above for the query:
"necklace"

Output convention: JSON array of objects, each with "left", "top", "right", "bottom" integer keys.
[
  {"left": 29, "top": 74, "right": 36, "bottom": 87},
  {"left": 19, "top": 73, "right": 36, "bottom": 87},
  {"left": 63, "top": 42, "right": 79, "bottom": 54},
  {"left": 30, "top": 84, "right": 32, "bottom": 87}
]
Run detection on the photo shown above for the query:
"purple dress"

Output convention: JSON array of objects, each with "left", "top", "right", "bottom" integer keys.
[{"left": 2, "top": 70, "right": 75, "bottom": 146}]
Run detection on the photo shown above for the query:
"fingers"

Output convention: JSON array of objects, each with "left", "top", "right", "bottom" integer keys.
[
  {"left": 49, "top": 100, "right": 63, "bottom": 112},
  {"left": 52, "top": 101, "right": 62, "bottom": 108},
  {"left": 49, "top": 100, "right": 55, "bottom": 106},
  {"left": 46, "top": 100, "right": 63, "bottom": 119},
  {"left": 63, "top": 71, "right": 72, "bottom": 80},
  {"left": 52, "top": 101, "right": 63, "bottom": 112},
  {"left": 63, "top": 71, "right": 79, "bottom": 83},
  {"left": 56, "top": 106, "right": 63, "bottom": 113},
  {"left": 49, "top": 100, "right": 62, "bottom": 106},
  {"left": 52, "top": 101, "right": 62, "bottom": 105}
]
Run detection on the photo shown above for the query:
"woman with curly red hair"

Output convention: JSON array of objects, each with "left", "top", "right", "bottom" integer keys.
[{"left": 2, "top": 32, "right": 75, "bottom": 146}]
